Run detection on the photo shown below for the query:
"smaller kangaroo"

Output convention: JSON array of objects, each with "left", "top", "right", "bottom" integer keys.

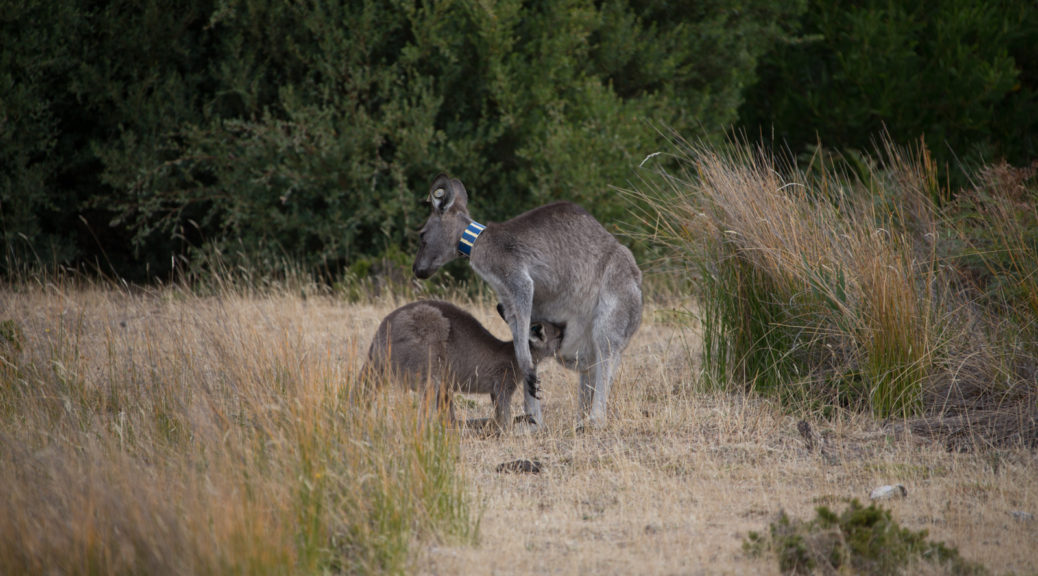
[{"left": 365, "top": 300, "right": 563, "bottom": 431}]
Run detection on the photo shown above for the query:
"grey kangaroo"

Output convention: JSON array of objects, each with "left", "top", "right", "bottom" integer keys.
[
  {"left": 413, "top": 174, "right": 643, "bottom": 429},
  {"left": 366, "top": 300, "right": 563, "bottom": 431}
]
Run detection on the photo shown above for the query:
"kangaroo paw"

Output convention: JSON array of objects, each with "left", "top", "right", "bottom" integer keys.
[
  {"left": 514, "top": 413, "right": 538, "bottom": 425},
  {"left": 525, "top": 372, "right": 541, "bottom": 399}
]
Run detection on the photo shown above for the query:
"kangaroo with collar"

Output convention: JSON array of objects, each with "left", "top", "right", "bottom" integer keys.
[{"left": 412, "top": 174, "right": 643, "bottom": 429}]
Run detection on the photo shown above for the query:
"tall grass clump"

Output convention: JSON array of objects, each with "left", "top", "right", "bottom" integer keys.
[
  {"left": 636, "top": 135, "right": 1037, "bottom": 445},
  {"left": 0, "top": 278, "right": 474, "bottom": 575}
]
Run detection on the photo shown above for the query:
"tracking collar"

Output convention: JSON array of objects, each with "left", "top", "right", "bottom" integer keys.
[{"left": 457, "top": 221, "right": 486, "bottom": 257}]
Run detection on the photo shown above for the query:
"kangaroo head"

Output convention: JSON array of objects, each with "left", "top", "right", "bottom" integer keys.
[
  {"left": 413, "top": 174, "right": 471, "bottom": 279},
  {"left": 528, "top": 322, "right": 564, "bottom": 363}
]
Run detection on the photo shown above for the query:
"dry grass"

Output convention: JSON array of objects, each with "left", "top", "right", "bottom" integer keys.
[
  {"left": 631, "top": 136, "right": 1037, "bottom": 445},
  {"left": 0, "top": 283, "right": 472, "bottom": 575},
  {"left": 634, "top": 139, "right": 942, "bottom": 417},
  {"left": 1, "top": 285, "right": 1035, "bottom": 574}
]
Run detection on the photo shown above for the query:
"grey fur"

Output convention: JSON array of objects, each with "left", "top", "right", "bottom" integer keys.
[
  {"left": 413, "top": 174, "right": 643, "bottom": 429},
  {"left": 366, "top": 300, "right": 563, "bottom": 431}
]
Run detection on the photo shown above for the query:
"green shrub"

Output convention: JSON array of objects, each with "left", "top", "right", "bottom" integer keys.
[
  {"left": 1, "top": 0, "right": 804, "bottom": 283},
  {"left": 740, "top": 0, "right": 1038, "bottom": 179},
  {"left": 745, "top": 500, "right": 986, "bottom": 575}
]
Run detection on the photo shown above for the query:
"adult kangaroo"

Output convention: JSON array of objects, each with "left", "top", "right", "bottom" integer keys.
[{"left": 412, "top": 174, "right": 643, "bottom": 429}]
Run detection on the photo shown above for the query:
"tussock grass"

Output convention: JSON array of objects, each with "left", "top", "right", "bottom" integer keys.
[
  {"left": 634, "top": 135, "right": 1037, "bottom": 446},
  {"left": 0, "top": 279, "right": 474, "bottom": 575}
]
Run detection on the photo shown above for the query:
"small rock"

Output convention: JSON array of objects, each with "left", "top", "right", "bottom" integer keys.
[
  {"left": 496, "top": 459, "right": 542, "bottom": 474},
  {"left": 869, "top": 484, "right": 907, "bottom": 500},
  {"left": 1009, "top": 510, "right": 1034, "bottom": 522}
]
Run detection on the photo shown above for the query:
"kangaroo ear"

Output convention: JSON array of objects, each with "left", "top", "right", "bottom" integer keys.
[
  {"left": 429, "top": 174, "right": 468, "bottom": 214},
  {"left": 430, "top": 183, "right": 453, "bottom": 213},
  {"left": 529, "top": 323, "right": 545, "bottom": 342}
]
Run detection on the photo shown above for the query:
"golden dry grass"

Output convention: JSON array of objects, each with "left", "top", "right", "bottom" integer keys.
[
  {"left": 1, "top": 286, "right": 1035, "bottom": 574},
  {"left": 0, "top": 284, "right": 470, "bottom": 575},
  {"left": 633, "top": 137, "right": 1037, "bottom": 443}
]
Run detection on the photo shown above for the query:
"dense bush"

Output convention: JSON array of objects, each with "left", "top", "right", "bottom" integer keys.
[
  {"left": 740, "top": 0, "right": 1038, "bottom": 177},
  {"left": 1, "top": 0, "right": 804, "bottom": 282},
  {"left": 6, "top": 1, "right": 1035, "bottom": 284},
  {"left": 0, "top": 3, "right": 90, "bottom": 269}
]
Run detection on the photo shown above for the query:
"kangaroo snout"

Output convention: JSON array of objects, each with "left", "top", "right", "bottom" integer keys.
[{"left": 412, "top": 262, "right": 433, "bottom": 279}]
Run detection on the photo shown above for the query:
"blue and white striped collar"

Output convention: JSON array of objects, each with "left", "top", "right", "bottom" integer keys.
[{"left": 457, "top": 221, "right": 486, "bottom": 257}]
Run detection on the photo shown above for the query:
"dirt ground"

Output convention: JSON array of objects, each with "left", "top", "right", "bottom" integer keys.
[{"left": 409, "top": 301, "right": 1038, "bottom": 575}]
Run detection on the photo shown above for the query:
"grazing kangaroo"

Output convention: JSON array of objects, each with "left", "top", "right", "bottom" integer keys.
[
  {"left": 366, "top": 300, "right": 563, "bottom": 431},
  {"left": 413, "top": 174, "right": 643, "bottom": 429}
]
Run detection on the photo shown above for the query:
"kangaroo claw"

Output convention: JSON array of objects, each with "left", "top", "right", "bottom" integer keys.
[
  {"left": 514, "top": 413, "right": 538, "bottom": 425},
  {"left": 525, "top": 372, "right": 541, "bottom": 399}
]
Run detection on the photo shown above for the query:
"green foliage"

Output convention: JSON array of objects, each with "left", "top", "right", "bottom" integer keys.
[
  {"left": 1, "top": 0, "right": 803, "bottom": 282},
  {"left": 0, "top": 2, "right": 88, "bottom": 268},
  {"left": 6, "top": 0, "right": 1038, "bottom": 290},
  {"left": 745, "top": 500, "right": 986, "bottom": 575},
  {"left": 741, "top": 0, "right": 1038, "bottom": 178}
]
